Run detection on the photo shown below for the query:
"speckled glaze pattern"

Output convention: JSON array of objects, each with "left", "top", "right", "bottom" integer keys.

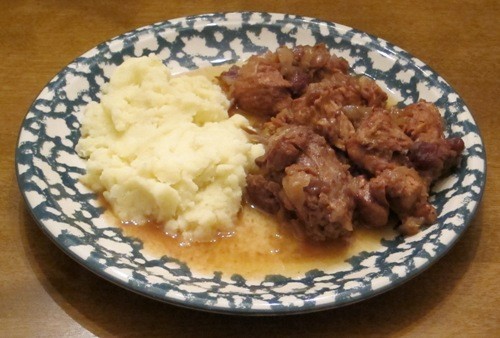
[{"left": 16, "top": 12, "right": 485, "bottom": 314}]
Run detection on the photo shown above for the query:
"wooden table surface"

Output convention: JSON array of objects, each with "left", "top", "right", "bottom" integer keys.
[{"left": 1, "top": 1, "right": 498, "bottom": 337}]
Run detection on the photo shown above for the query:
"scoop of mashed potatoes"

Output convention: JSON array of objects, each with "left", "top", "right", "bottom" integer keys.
[{"left": 76, "top": 55, "right": 264, "bottom": 243}]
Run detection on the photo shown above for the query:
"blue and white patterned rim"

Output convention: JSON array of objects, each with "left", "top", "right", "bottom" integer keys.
[{"left": 16, "top": 12, "right": 486, "bottom": 315}]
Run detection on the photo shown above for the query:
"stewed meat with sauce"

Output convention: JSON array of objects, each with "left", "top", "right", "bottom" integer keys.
[
  {"left": 225, "top": 59, "right": 292, "bottom": 116},
  {"left": 346, "top": 109, "right": 414, "bottom": 175},
  {"left": 247, "top": 126, "right": 354, "bottom": 241},
  {"left": 398, "top": 101, "right": 465, "bottom": 183},
  {"left": 219, "top": 44, "right": 464, "bottom": 241},
  {"left": 219, "top": 44, "right": 386, "bottom": 117},
  {"left": 371, "top": 166, "right": 437, "bottom": 235}
]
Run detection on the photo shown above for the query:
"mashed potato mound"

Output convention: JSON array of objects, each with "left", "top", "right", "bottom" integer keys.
[{"left": 76, "top": 55, "right": 264, "bottom": 242}]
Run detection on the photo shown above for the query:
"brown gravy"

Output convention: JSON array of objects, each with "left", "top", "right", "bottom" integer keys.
[{"left": 116, "top": 205, "right": 395, "bottom": 279}]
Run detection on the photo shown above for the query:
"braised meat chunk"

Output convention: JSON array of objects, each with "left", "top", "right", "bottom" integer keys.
[
  {"left": 267, "top": 95, "right": 356, "bottom": 151},
  {"left": 218, "top": 43, "right": 387, "bottom": 119},
  {"left": 263, "top": 75, "right": 387, "bottom": 151},
  {"left": 281, "top": 128, "right": 355, "bottom": 241},
  {"left": 346, "top": 110, "right": 413, "bottom": 174},
  {"left": 351, "top": 176, "right": 390, "bottom": 228},
  {"left": 299, "top": 73, "right": 388, "bottom": 109},
  {"left": 275, "top": 44, "right": 349, "bottom": 96},
  {"left": 227, "top": 56, "right": 292, "bottom": 116},
  {"left": 398, "top": 101, "right": 465, "bottom": 182},
  {"left": 246, "top": 174, "right": 282, "bottom": 214},
  {"left": 371, "top": 166, "right": 437, "bottom": 235},
  {"left": 250, "top": 126, "right": 355, "bottom": 241}
]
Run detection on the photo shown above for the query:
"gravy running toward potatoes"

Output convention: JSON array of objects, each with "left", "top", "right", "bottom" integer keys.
[{"left": 117, "top": 204, "right": 396, "bottom": 279}]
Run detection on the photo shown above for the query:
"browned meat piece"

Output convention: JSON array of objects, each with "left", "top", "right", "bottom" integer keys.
[
  {"left": 397, "top": 101, "right": 465, "bottom": 181},
  {"left": 218, "top": 44, "right": 386, "bottom": 118},
  {"left": 274, "top": 46, "right": 311, "bottom": 96},
  {"left": 340, "top": 105, "right": 375, "bottom": 129},
  {"left": 313, "top": 108, "right": 355, "bottom": 151},
  {"left": 265, "top": 72, "right": 387, "bottom": 151},
  {"left": 217, "top": 65, "right": 239, "bottom": 94},
  {"left": 220, "top": 55, "right": 292, "bottom": 116},
  {"left": 346, "top": 110, "right": 413, "bottom": 174},
  {"left": 396, "top": 100, "right": 444, "bottom": 142},
  {"left": 276, "top": 44, "right": 350, "bottom": 95},
  {"left": 279, "top": 127, "right": 354, "bottom": 241},
  {"left": 218, "top": 44, "right": 343, "bottom": 116},
  {"left": 255, "top": 125, "right": 310, "bottom": 175},
  {"left": 371, "top": 166, "right": 437, "bottom": 235},
  {"left": 249, "top": 125, "right": 355, "bottom": 241},
  {"left": 358, "top": 76, "right": 388, "bottom": 107},
  {"left": 409, "top": 138, "right": 464, "bottom": 182},
  {"left": 300, "top": 73, "right": 387, "bottom": 109},
  {"left": 351, "top": 176, "right": 390, "bottom": 228},
  {"left": 289, "top": 44, "right": 350, "bottom": 76},
  {"left": 246, "top": 174, "right": 282, "bottom": 214},
  {"left": 285, "top": 68, "right": 310, "bottom": 97},
  {"left": 267, "top": 97, "right": 355, "bottom": 151}
]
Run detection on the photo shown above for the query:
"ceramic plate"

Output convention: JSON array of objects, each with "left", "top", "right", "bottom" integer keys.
[{"left": 16, "top": 12, "right": 486, "bottom": 314}]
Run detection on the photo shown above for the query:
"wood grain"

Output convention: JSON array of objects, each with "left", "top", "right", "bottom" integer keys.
[{"left": 1, "top": 1, "right": 498, "bottom": 336}]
